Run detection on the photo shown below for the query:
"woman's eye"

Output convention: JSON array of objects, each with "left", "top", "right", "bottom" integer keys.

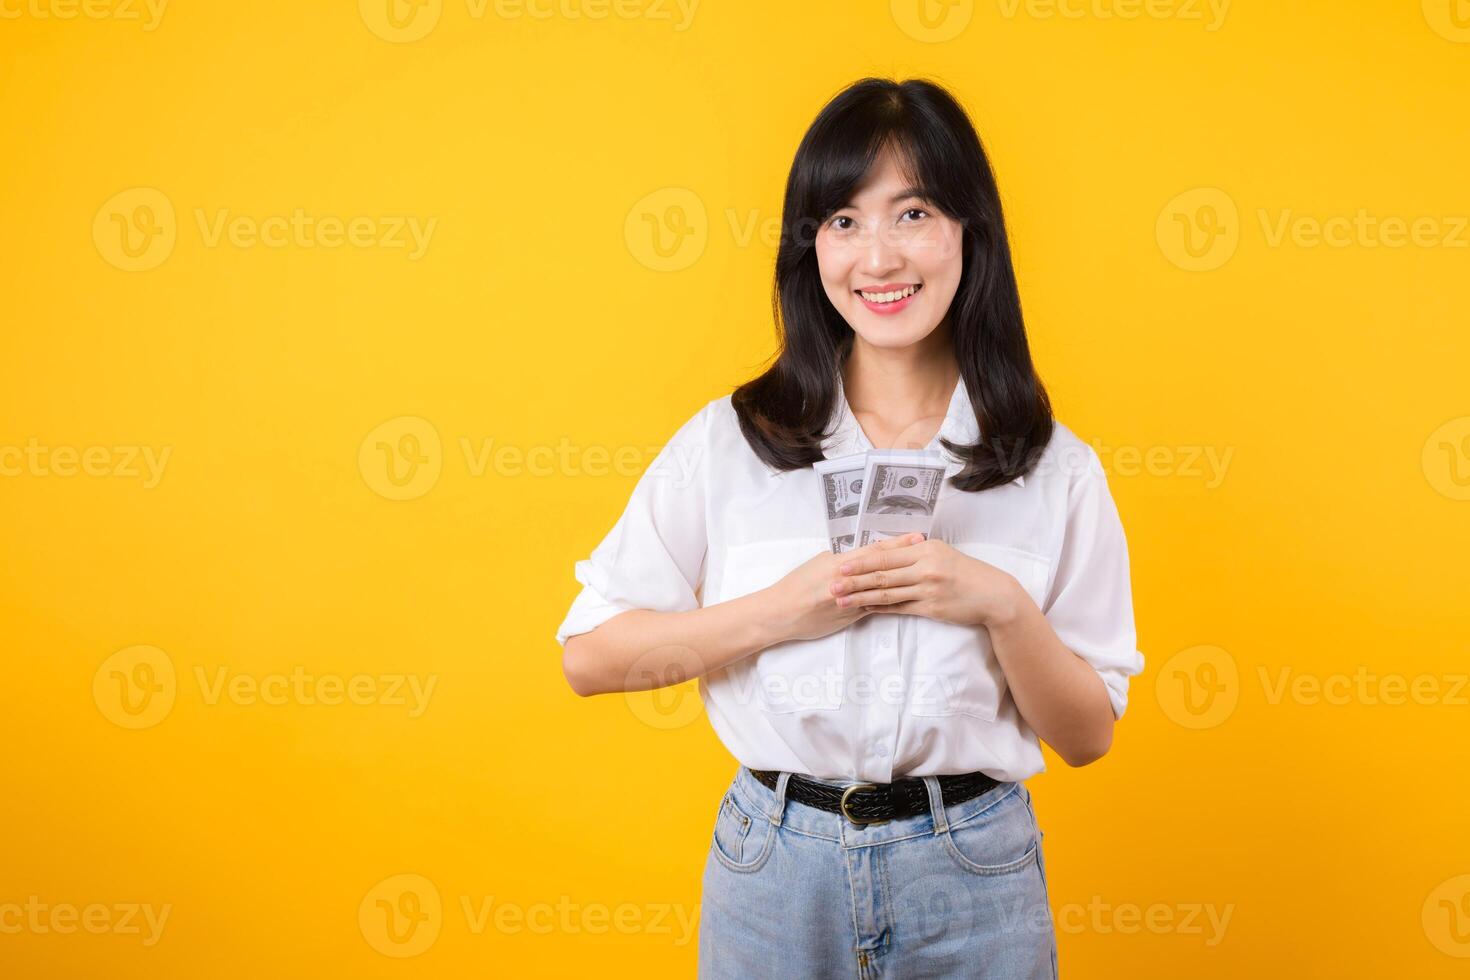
[
  {"left": 830, "top": 215, "right": 853, "bottom": 231},
  {"left": 901, "top": 208, "right": 928, "bottom": 222}
]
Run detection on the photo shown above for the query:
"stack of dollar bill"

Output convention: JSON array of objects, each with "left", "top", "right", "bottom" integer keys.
[{"left": 815, "top": 449, "right": 949, "bottom": 554}]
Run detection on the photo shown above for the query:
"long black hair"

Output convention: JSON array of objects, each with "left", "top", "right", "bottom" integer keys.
[{"left": 731, "top": 77, "right": 1053, "bottom": 492}]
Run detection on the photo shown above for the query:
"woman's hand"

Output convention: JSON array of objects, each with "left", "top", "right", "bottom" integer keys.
[
  {"left": 759, "top": 542, "right": 893, "bottom": 643},
  {"left": 829, "top": 533, "right": 1025, "bottom": 627}
]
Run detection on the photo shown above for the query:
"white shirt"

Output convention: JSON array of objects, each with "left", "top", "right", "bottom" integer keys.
[{"left": 555, "top": 371, "right": 1145, "bottom": 783}]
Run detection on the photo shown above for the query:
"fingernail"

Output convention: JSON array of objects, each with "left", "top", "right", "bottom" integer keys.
[{"left": 839, "top": 563, "right": 852, "bottom": 574}]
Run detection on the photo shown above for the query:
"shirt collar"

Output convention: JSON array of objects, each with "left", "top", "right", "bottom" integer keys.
[{"left": 816, "top": 369, "right": 1024, "bottom": 488}]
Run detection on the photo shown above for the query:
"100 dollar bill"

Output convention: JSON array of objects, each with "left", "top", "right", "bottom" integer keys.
[
  {"left": 854, "top": 449, "right": 947, "bottom": 547},
  {"left": 815, "top": 448, "right": 948, "bottom": 552},
  {"left": 814, "top": 452, "right": 866, "bottom": 553}
]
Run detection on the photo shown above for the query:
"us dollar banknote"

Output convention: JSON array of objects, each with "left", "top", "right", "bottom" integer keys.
[
  {"left": 854, "top": 450, "right": 947, "bottom": 547},
  {"left": 814, "top": 452, "right": 867, "bottom": 553}
]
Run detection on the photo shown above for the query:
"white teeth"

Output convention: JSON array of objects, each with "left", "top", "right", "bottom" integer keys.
[{"left": 859, "top": 284, "right": 919, "bottom": 303}]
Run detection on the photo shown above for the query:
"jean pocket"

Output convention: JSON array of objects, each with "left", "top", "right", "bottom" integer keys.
[
  {"left": 911, "top": 542, "right": 1051, "bottom": 721},
  {"left": 710, "top": 788, "right": 775, "bottom": 873},
  {"left": 941, "top": 784, "right": 1040, "bottom": 876}
]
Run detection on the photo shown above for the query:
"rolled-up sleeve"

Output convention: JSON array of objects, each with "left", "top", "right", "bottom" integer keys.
[
  {"left": 1040, "top": 448, "right": 1145, "bottom": 720},
  {"left": 554, "top": 403, "right": 710, "bottom": 647}
]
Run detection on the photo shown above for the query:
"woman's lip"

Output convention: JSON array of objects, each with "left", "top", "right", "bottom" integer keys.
[
  {"left": 856, "top": 285, "right": 921, "bottom": 315},
  {"left": 854, "top": 283, "right": 920, "bottom": 293}
]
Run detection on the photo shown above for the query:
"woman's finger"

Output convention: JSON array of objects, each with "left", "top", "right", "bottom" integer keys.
[
  {"left": 833, "top": 563, "right": 921, "bottom": 598},
  {"left": 841, "top": 582, "right": 925, "bottom": 608},
  {"left": 837, "top": 533, "right": 925, "bottom": 576}
]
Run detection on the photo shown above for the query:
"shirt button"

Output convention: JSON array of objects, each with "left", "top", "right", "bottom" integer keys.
[
  {"left": 875, "top": 744, "right": 889, "bottom": 757},
  {"left": 879, "top": 636, "right": 892, "bottom": 648}
]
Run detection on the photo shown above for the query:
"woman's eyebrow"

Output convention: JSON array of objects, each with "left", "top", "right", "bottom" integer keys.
[
  {"left": 834, "top": 187, "right": 935, "bottom": 209},
  {"left": 888, "top": 186, "right": 932, "bottom": 203}
]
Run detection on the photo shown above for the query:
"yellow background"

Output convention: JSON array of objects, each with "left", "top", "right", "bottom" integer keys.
[{"left": 3, "top": 0, "right": 1468, "bottom": 976}]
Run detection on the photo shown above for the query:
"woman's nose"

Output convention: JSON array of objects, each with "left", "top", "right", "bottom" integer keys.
[{"left": 860, "top": 226, "right": 903, "bottom": 273}]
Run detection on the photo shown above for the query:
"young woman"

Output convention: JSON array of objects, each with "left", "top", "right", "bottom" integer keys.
[{"left": 556, "top": 77, "right": 1144, "bottom": 979}]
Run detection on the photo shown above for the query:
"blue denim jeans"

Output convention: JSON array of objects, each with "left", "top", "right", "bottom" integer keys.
[{"left": 698, "top": 766, "right": 1058, "bottom": 979}]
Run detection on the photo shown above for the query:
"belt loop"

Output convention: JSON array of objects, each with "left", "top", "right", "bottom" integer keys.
[
  {"left": 921, "top": 775, "right": 948, "bottom": 833},
  {"left": 771, "top": 771, "right": 793, "bottom": 827}
]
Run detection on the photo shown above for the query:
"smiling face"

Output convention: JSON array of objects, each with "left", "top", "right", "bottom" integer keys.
[{"left": 813, "top": 144, "right": 965, "bottom": 351}]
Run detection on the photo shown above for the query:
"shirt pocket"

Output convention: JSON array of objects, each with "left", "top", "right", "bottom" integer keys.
[
  {"left": 910, "top": 542, "right": 1053, "bottom": 722},
  {"left": 716, "top": 536, "right": 845, "bottom": 713}
]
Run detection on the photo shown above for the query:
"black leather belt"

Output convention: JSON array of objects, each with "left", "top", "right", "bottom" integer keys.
[{"left": 748, "top": 767, "right": 1000, "bottom": 826}]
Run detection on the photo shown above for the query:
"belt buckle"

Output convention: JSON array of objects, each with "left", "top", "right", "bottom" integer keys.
[{"left": 839, "top": 782, "right": 889, "bottom": 826}]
